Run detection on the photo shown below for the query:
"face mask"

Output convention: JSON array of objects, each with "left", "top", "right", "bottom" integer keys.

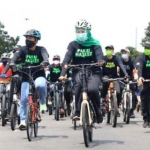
[
  {"left": 76, "top": 33, "right": 87, "bottom": 42},
  {"left": 144, "top": 49, "right": 150, "bottom": 56},
  {"left": 122, "top": 54, "right": 128, "bottom": 60},
  {"left": 25, "top": 40, "right": 36, "bottom": 48},
  {"left": 106, "top": 50, "right": 113, "bottom": 56},
  {"left": 53, "top": 60, "right": 60, "bottom": 65}
]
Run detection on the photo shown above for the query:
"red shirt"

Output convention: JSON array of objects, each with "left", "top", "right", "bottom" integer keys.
[{"left": 0, "top": 63, "right": 12, "bottom": 76}]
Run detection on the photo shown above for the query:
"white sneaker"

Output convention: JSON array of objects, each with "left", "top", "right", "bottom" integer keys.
[{"left": 19, "top": 120, "right": 26, "bottom": 130}]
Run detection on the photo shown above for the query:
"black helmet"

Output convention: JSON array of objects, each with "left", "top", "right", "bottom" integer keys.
[
  {"left": 23, "top": 29, "right": 41, "bottom": 40},
  {"left": 53, "top": 55, "right": 60, "bottom": 60},
  {"left": 105, "top": 45, "right": 114, "bottom": 50},
  {"left": 143, "top": 41, "right": 150, "bottom": 48}
]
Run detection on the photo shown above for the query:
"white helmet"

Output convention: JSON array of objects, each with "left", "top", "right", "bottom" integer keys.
[{"left": 75, "top": 19, "right": 91, "bottom": 30}]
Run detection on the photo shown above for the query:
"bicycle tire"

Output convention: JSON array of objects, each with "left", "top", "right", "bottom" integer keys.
[
  {"left": 49, "top": 105, "right": 53, "bottom": 115},
  {"left": 82, "top": 103, "right": 89, "bottom": 147},
  {"left": 111, "top": 93, "right": 118, "bottom": 127},
  {"left": 26, "top": 104, "right": 33, "bottom": 141},
  {"left": 34, "top": 122, "right": 38, "bottom": 137},
  {"left": 126, "top": 93, "right": 131, "bottom": 124},
  {"left": 74, "top": 120, "right": 76, "bottom": 130},
  {"left": 10, "top": 103, "right": 17, "bottom": 130},
  {"left": 55, "top": 93, "right": 59, "bottom": 121},
  {"left": 1, "top": 94, "right": 6, "bottom": 126}
]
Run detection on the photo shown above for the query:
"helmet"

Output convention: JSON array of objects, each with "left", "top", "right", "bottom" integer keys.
[
  {"left": 23, "top": 29, "right": 41, "bottom": 40},
  {"left": 105, "top": 45, "right": 114, "bottom": 50},
  {"left": 143, "top": 41, "right": 150, "bottom": 48},
  {"left": 1, "top": 53, "right": 10, "bottom": 62},
  {"left": 75, "top": 19, "right": 91, "bottom": 30},
  {"left": 53, "top": 55, "right": 60, "bottom": 60}
]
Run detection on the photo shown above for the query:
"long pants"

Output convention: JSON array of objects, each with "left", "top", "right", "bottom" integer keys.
[
  {"left": 73, "top": 72, "right": 101, "bottom": 116},
  {"left": 20, "top": 77, "right": 47, "bottom": 122}
]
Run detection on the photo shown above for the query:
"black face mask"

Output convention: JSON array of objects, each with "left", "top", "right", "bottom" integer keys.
[{"left": 25, "top": 40, "right": 36, "bottom": 48}]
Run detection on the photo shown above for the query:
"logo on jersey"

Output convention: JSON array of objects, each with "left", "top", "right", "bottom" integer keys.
[
  {"left": 25, "top": 55, "right": 39, "bottom": 64},
  {"left": 105, "top": 62, "right": 115, "bottom": 68},
  {"left": 146, "top": 60, "right": 150, "bottom": 67},
  {"left": 52, "top": 68, "right": 61, "bottom": 74},
  {"left": 75, "top": 49, "right": 93, "bottom": 58}
]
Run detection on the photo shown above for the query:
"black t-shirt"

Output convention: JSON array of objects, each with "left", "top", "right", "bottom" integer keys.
[
  {"left": 61, "top": 41, "right": 104, "bottom": 75},
  {"left": 120, "top": 58, "right": 134, "bottom": 78},
  {"left": 102, "top": 55, "right": 127, "bottom": 78},
  {"left": 136, "top": 54, "right": 150, "bottom": 79},
  {"left": 48, "top": 64, "right": 62, "bottom": 82},
  {"left": 9, "top": 46, "right": 49, "bottom": 81}
]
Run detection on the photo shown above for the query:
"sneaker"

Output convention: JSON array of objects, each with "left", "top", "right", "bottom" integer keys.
[
  {"left": 40, "top": 104, "right": 47, "bottom": 114},
  {"left": 73, "top": 111, "right": 80, "bottom": 121},
  {"left": 130, "top": 112, "right": 135, "bottom": 118},
  {"left": 19, "top": 121, "right": 26, "bottom": 130},
  {"left": 143, "top": 120, "right": 149, "bottom": 128}
]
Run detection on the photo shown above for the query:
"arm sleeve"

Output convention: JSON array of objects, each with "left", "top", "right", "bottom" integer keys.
[
  {"left": 94, "top": 45, "right": 104, "bottom": 62},
  {"left": 135, "top": 55, "right": 144, "bottom": 77},
  {"left": 62, "top": 42, "right": 75, "bottom": 65},
  {"left": 41, "top": 47, "right": 49, "bottom": 63},
  {"left": 116, "top": 56, "right": 128, "bottom": 75}
]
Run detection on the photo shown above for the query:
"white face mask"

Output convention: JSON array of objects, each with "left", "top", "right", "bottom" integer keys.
[{"left": 53, "top": 60, "right": 60, "bottom": 65}]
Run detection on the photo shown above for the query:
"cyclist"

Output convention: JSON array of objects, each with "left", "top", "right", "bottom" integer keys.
[
  {"left": 59, "top": 19, "right": 104, "bottom": 123},
  {"left": 47, "top": 55, "right": 65, "bottom": 117},
  {"left": 2, "top": 29, "right": 49, "bottom": 130},
  {"left": 136, "top": 41, "right": 150, "bottom": 128},
  {"left": 0, "top": 53, "right": 12, "bottom": 118},
  {"left": 101, "top": 45, "right": 128, "bottom": 117},
  {"left": 119, "top": 48, "right": 137, "bottom": 118}
]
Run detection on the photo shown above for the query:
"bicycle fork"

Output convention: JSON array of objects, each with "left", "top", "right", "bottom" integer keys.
[{"left": 80, "top": 92, "right": 92, "bottom": 126}]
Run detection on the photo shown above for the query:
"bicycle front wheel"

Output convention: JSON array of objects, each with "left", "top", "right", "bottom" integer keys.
[
  {"left": 125, "top": 93, "right": 131, "bottom": 124},
  {"left": 82, "top": 103, "right": 89, "bottom": 147},
  {"left": 55, "top": 93, "right": 60, "bottom": 121},
  {"left": 26, "top": 104, "right": 33, "bottom": 141},
  {"left": 1, "top": 94, "right": 6, "bottom": 126},
  {"left": 10, "top": 103, "right": 17, "bottom": 130},
  {"left": 111, "top": 93, "right": 118, "bottom": 127}
]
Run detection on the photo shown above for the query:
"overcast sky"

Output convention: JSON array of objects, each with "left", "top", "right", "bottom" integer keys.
[{"left": 0, "top": 0, "right": 149, "bottom": 61}]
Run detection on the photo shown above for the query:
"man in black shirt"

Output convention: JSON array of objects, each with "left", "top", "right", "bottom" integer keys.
[
  {"left": 119, "top": 48, "right": 136, "bottom": 118},
  {"left": 102, "top": 45, "right": 128, "bottom": 117},
  {"left": 136, "top": 41, "right": 150, "bottom": 128},
  {"left": 2, "top": 29, "right": 49, "bottom": 130}
]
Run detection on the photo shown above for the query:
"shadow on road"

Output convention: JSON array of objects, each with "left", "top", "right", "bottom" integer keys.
[
  {"left": 116, "top": 121, "right": 142, "bottom": 128},
  {"left": 23, "top": 135, "right": 68, "bottom": 141},
  {"left": 88, "top": 140, "right": 124, "bottom": 148}
]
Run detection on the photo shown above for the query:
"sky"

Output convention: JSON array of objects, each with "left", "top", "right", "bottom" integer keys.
[{"left": 0, "top": 0, "right": 150, "bottom": 61}]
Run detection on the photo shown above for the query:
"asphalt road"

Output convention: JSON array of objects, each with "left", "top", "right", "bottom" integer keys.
[{"left": 0, "top": 111, "right": 150, "bottom": 150}]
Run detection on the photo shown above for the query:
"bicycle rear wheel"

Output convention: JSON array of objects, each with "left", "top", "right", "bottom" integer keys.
[
  {"left": 82, "top": 103, "right": 89, "bottom": 147},
  {"left": 34, "top": 122, "right": 38, "bottom": 137},
  {"left": 1, "top": 94, "right": 6, "bottom": 126},
  {"left": 111, "top": 93, "right": 118, "bottom": 127},
  {"left": 26, "top": 104, "right": 33, "bottom": 141},
  {"left": 10, "top": 103, "right": 17, "bottom": 130}
]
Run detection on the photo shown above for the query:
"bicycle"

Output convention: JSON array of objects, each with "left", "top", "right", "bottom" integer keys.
[
  {"left": 0, "top": 77, "right": 11, "bottom": 126},
  {"left": 67, "top": 63, "right": 99, "bottom": 147},
  {"left": 50, "top": 81, "right": 64, "bottom": 121},
  {"left": 119, "top": 80, "right": 137, "bottom": 124},
  {"left": 103, "top": 78, "right": 124, "bottom": 127},
  {"left": 9, "top": 74, "right": 21, "bottom": 130},
  {"left": 11, "top": 63, "right": 42, "bottom": 141}
]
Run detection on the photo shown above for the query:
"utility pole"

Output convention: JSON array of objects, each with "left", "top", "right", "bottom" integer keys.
[{"left": 135, "top": 27, "right": 137, "bottom": 50}]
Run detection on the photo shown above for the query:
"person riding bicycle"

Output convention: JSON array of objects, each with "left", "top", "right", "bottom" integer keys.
[
  {"left": 101, "top": 45, "right": 128, "bottom": 117},
  {"left": 47, "top": 55, "right": 65, "bottom": 117},
  {"left": 2, "top": 29, "right": 49, "bottom": 130},
  {"left": 119, "top": 48, "right": 137, "bottom": 118},
  {"left": 136, "top": 41, "right": 150, "bottom": 128},
  {"left": 59, "top": 19, "right": 104, "bottom": 123},
  {"left": 0, "top": 53, "right": 12, "bottom": 118}
]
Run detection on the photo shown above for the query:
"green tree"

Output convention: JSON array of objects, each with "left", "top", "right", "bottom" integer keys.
[
  {"left": 115, "top": 46, "right": 142, "bottom": 59},
  {"left": 0, "top": 22, "right": 19, "bottom": 55},
  {"left": 141, "top": 22, "right": 150, "bottom": 45}
]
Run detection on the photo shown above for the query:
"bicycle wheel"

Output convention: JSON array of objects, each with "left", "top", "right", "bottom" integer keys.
[
  {"left": 49, "top": 105, "right": 53, "bottom": 115},
  {"left": 26, "top": 104, "right": 33, "bottom": 141},
  {"left": 125, "top": 93, "right": 131, "bottom": 124},
  {"left": 55, "top": 93, "right": 59, "bottom": 121},
  {"left": 34, "top": 122, "right": 38, "bottom": 137},
  {"left": 82, "top": 103, "right": 89, "bottom": 147},
  {"left": 10, "top": 103, "right": 17, "bottom": 130},
  {"left": 111, "top": 93, "right": 118, "bottom": 127},
  {"left": 74, "top": 120, "right": 76, "bottom": 130},
  {"left": 1, "top": 94, "right": 6, "bottom": 126}
]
